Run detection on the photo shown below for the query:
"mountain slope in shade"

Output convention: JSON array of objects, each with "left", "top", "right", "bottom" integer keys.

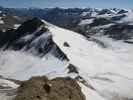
[
  {"left": 0, "top": 18, "right": 69, "bottom": 81},
  {"left": 0, "top": 18, "right": 133, "bottom": 100}
]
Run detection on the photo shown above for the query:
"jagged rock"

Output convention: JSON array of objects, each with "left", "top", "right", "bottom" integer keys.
[
  {"left": 15, "top": 76, "right": 85, "bottom": 100},
  {"left": 16, "top": 17, "right": 44, "bottom": 34},
  {"left": 67, "top": 64, "right": 79, "bottom": 74},
  {"left": 63, "top": 42, "right": 70, "bottom": 47}
]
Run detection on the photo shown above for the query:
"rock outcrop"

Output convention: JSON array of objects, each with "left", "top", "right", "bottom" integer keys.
[{"left": 15, "top": 76, "right": 85, "bottom": 100}]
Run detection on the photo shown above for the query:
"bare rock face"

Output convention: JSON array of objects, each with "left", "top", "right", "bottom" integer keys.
[{"left": 14, "top": 76, "right": 85, "bottom": 100}]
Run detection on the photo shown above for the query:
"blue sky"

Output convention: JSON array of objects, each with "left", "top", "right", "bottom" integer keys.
[{"left": 0, "top": 0, "right": 133, "bottom": 9}]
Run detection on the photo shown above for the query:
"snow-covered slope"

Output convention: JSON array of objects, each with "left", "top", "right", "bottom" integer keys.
[
  {"left": 0, "top": 51, "right": 68, "bottom": 80},
  {"left": 49, "top": 23, "right": 133, "bottom": 100},
  {"left": 0, "top": 18, "right": 133, "bottom": 100}
]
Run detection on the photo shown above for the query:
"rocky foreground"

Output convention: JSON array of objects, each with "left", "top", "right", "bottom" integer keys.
[
  {"left": 15, "top": 76, "right": 85, "bottom": 100},
  {"left": 0, "top": 76, "right": 85, "bottom": 100}
]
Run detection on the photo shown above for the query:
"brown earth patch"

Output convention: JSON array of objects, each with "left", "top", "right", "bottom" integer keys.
[{"left": 14, "top": 76, "right": 85, "bottom": 100}]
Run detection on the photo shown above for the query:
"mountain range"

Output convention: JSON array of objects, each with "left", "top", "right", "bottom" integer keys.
[{"left": 0, "top": 7, "right": 133, "bottom": 100}]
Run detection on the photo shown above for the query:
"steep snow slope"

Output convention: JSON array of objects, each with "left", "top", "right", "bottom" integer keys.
[{"left": 49, "top": 24, "right": 133, "bottom": 100}]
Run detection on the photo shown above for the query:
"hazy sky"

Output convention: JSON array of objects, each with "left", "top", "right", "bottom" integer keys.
[{"left": 0, "top": 0, "right": 133, "bottom": 9}]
